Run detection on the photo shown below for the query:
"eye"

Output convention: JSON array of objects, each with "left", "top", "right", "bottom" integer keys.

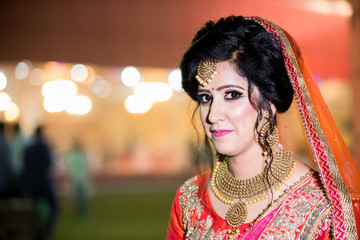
[
  {"left": 225, "top": 91, "right": 243, "bottom": 100},
  {"left": 197, "top": 94, "right": 212, "bottom": 104}
]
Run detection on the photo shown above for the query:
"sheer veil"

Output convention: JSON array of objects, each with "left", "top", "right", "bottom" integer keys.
[{"left": 245, "top": 17, "right": 360, "bottom": 240}]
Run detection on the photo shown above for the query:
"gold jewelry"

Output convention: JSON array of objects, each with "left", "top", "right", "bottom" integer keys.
[
  {"left": 210, "top": 149, "right": 296, "bottom": 229},
  {"left": 226, "top": 201, "right": 247, "bottom": 230},
  {"left": 258, "top": 117, "right": 279, "bottom": 157},
  {"left": 195, "top": 60, "right": 217, "bottom": 87}
]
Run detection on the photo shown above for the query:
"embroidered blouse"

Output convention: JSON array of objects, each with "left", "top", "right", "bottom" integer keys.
[{"left": 167, "top": 171, "right": 332, "bottom": 240}]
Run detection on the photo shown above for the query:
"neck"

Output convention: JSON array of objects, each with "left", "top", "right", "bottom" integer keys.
[{"left": 227, "top": 145, "right": 267, "bottom": 179}]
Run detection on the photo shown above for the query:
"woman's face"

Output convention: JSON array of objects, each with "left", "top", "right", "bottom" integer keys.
[{"left": 197, "top": 61, "right": 263, "bottom": 158}]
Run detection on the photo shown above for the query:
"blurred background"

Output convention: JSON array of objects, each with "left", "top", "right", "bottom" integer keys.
[{"left": 0, "top": 0, "right": 359, "bottom": 239}]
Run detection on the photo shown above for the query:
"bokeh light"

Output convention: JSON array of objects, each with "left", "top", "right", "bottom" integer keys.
[
  {"left": 30, "top": 68, "right": 45, "bottom": 86},
  {"left": 43, "top": 97, "right": 67, "bottom": 113},
  {"left": 95, "top": 81, "right": 112, "bottom": 98},
  {"left": 84, "top": 65, "right": 96, "bottom": 84},
  {"left": 71, "top": 64, "right": 88, "bottom": 82},
  {"left": 88, "top": 75, "right": 104, "bottom": 93},
  {"left": 305, "top": 0, "right": 352, "bottom": 16},
  {"left": 15, "top": 61, "right": 31, "bottom": 79},
  {"left": 121, "top": 66, "right": 141, "bottom": 87},
  {"left": 0, "top": 92, "right": 12, "bottom": 111},
  {"left": 124, "top": 94, "right": 152, "bottom": 114},
  {"left": 42, "top": 79, "right": 78, "bottom": 98},
  {"left": 168, "top": 69, "right": 183, "bottom": 92},
  {"left": 134, "top": 82, "right": 173, "bottom": 103},
  {"left": 44, "top": 61, "right": 67, "bottom": 79},
  {"left": 65, "top": 95, "right": 92, "bottom": 115},
  {"left": 0, "top": 72, "right": 7, "bottom": 91},
  {"left": 89, "top": 76, "right": 112, "bottom": 98},
  {"left": 125, "top": 82, "right": 173, "bottom": 113},
  {"left": 4, "top": 102, "right": 19, "bottom": 121},
  {"left": 42, "top": 79, "right": 79, "bottom": 113}
]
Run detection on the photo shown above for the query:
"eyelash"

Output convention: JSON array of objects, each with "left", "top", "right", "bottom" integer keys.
[
  {"left": 225, "top": 91, "right": 243, "bottom": 100},
  {"left": 197, "top": 91, "right": 243, "bottom": 104},
  {"left": 197, "top": 94, "right": 212, "bottom": 104}
]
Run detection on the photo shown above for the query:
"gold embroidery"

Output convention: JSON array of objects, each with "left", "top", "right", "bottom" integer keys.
[
  {"left": 276, "top": 28, "right": 357, "bottom": 240},
  {"left": 259, "top": 177, "right": 331, "bottom": 239},
  {"left": 179, "top": 176, "right": 227, "bottom": 240},
  {"left": 256, "top": 18, "right": 358, "bottom": 240},
  {"left": 306, "top": 207, "right": 332, "bottom": 240},
  {"left": 244, "top": 19, "right": 356, "bottom": 239}
]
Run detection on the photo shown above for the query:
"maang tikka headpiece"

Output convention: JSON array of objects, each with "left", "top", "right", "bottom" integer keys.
[{"left": 195, "top": 60, "right": 217, "bottom": 87}]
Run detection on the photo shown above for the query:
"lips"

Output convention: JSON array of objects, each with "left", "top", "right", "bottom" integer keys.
[{"left": 211, "top": 129, "right": 233, "bottom": 138}]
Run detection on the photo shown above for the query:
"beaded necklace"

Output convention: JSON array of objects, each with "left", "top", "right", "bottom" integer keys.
[{"left": 210, "top": 148, "right": 296, "bottom": 237}]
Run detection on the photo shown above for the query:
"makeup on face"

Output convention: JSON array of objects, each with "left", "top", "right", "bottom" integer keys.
[
  {"left": 211, "top": 129, "right": 233, "bottom": 138},
  {"left": 197, "top": 61, "right": 261, "bottom": 158}
]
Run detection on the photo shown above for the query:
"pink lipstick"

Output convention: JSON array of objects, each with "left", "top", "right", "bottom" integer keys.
[{"left": 211, "top": 129, "right": 233, "bottom": 138}]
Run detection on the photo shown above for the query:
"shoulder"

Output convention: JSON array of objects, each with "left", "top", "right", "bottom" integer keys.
[
  {"left": 261, "top": 171, "right": 332, "bottom": 239},
  {"left": 290, "top": 168, "right": 331, "bottom": 215},
  {"left": 284, "top": 170, "right": 331, "bottom": 212},
  {"left": 171, "top": 171, "right": 211, "bottom": 232},
  {"left": 176, "top": 171, "right": 210, "bottom": 200},
  {"left": 281, "top": 159, "right": 329, "bottom": 205},
  {"left": 168, "top": 171, "right": 228, "bottom": 239},
  {"left": 296, "top": 172, "right": 332, "bottom": 238},
  {"left": 175, "top": 171, "right": 210, "bottom": 215}
]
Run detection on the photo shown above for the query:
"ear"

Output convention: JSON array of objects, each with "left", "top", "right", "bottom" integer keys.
[{"left": 269, "top": 102, "right": 277, "bottom": 117}]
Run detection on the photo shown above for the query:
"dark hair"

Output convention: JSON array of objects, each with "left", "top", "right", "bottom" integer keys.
[
  {"left": 35, "top": 125, "right": 44, "bottom": 139},
  {"left": 181, "top": 16, "right": 294, "bottom": 168}
]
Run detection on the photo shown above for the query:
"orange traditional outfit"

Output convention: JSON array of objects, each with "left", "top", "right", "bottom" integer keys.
[{"left": 167, "top": 16, "right": 360, "bottom": 240}]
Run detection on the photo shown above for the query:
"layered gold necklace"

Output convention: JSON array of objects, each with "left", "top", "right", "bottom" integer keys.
[{"left": 210, "top": 149, "right": 296, "bottom": 229}]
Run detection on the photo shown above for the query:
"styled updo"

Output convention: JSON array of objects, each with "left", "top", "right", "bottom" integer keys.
[{"left": 180, "top": 16, "right": 294, "bottom": 114}]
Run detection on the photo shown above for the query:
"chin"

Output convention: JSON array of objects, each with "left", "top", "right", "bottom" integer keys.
[{"left": 214, "top": 146, "right": 236, "bottom": 157}]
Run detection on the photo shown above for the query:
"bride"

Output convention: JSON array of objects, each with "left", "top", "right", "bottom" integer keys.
[{"left": 167, "top": 16, "right": 359, "bottom": 240}]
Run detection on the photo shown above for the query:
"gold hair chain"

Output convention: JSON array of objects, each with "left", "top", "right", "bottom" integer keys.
[{"left": 195, "top": 60, "right": 217, "bottom": 87}]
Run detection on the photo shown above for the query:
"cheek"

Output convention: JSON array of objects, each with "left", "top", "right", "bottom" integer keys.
[
  {"left": 200, "top": 107, "right": 207, "bottom": 123},
  {"left": 229, "top": 103, "right": 257, "bottom": 127},
  {"left": 200, "top": 107, "right": 211, "bottom": 131}
]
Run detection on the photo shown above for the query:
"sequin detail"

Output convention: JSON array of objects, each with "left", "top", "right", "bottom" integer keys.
[
  {"left": 259, "top": 179, "right": 331, "bottom": 239},
  {"left": 179, "top": 176, "right": 227, "bottom": 240}
]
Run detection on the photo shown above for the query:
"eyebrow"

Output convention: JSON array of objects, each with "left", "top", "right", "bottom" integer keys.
[{"left": 197, "top": 84, "right": 246, "bottom": 93}]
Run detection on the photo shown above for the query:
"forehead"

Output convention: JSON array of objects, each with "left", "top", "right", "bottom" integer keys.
[{"left": 198, "top": 61, "right": 248, "bottom": 90}]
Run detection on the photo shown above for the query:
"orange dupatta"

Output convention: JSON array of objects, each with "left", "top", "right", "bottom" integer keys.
[{"left": 245, "top": 17, "right": 360, "bottom": 240}]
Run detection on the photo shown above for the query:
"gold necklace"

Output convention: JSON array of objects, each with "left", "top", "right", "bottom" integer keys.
[{"left": 210, "top": 149, "right": 296, "bottom": 229}]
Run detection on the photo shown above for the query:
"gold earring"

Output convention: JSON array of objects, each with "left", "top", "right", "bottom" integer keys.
[{"left": 259, "top": 118, "right": 279, "bottom": 157}]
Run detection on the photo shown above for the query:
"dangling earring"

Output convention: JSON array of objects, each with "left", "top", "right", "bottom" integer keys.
[{"left": 258, "top": 112, "right": 279, "bottom": 158}]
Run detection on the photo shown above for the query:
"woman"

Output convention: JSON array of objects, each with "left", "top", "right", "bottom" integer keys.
[{"left": 167, "top": 16, "right": 360, "bottom": 239}]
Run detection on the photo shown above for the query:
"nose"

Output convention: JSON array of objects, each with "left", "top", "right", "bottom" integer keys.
[{"left": 207, "top": 99, "right": 224, "bottom": 123}]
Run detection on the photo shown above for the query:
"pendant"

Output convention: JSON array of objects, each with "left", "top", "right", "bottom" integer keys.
[{"left": 225, "top": 201, "right": 247, "bottom": 228}]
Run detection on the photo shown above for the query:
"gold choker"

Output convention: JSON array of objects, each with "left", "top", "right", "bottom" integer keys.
[{"left": 210, "top": 149, "right": 296, "bottom": 229}]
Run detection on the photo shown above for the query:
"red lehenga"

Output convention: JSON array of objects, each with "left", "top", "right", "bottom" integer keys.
[
  {"left": 167, "top": 16, "right": 360, "bottom": 240},
  {"left": 167, "top": 171, "right": 332, "bottom": 240}
]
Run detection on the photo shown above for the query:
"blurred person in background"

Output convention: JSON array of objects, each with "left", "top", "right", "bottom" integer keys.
[
  {"left": 0, "top": 122, "right": 15, "bottom": 198},
  {"left": 24, "top": 126, "right": 58, "bottom": 240},
  {"left": 167, "top": 16, "right": 360, "bottom": 239},
  {"left": 66, "top": 139, "right": 91, "bottom": 220},
  {"left": 9, "top": 122, "right": 26, "bottom": 196}
]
